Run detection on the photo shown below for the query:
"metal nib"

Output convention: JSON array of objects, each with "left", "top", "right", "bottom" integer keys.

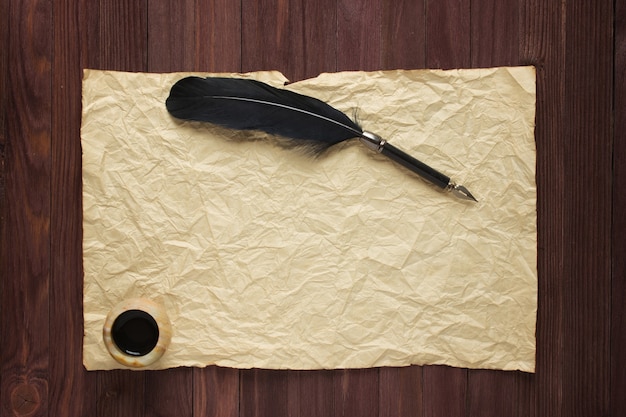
[{"left": 450, "top": 183, "right": 478, "bottom": 202}]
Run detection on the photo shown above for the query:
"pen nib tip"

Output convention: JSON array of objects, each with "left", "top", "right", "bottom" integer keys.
[{"left": 451, "top": 184, "right": 478, "bottom": 202}]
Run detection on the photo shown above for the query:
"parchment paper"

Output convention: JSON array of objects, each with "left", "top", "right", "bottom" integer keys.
[{"left": 82, "top": 67, "right": 537, "bottom": 372}]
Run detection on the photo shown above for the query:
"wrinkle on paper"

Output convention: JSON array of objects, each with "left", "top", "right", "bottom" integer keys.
[{"left": 82, "top": 67, "right": 537, "bottom": 372}]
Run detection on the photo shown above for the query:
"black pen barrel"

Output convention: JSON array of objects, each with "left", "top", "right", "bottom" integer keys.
[{"left": 380, "top": 143, "right": 450, "bottom": 189}]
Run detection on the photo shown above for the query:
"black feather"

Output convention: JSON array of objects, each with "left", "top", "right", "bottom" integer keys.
[{"left": 165, "top": 76, "right": 363, "bottom": 153}]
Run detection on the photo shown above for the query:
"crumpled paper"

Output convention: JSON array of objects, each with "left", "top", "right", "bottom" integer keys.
[{"left": 82, "top": 67, "right": 537, "bottom": 372}]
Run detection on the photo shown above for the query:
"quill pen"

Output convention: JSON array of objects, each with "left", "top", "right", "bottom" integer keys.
[{"left": 165, "top": 76, "right": 477, "bottom": 202}]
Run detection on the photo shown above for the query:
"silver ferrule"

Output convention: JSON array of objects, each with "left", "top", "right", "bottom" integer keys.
[
  {"left": 447, "top": 181, "right": 478, "bottom": 202},
  {"left": 359, "top": 131, "right": 386, "bottom": 153}
]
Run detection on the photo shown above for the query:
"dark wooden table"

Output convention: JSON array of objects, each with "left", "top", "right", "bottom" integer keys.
[{"left": 1, "top": 0, "right": 623, "bottom": 416}]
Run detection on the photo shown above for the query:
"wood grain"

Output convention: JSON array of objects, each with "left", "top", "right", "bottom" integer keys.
[
  {"left": 467, "top": 370, "right": 518, "bottom": 417},
  {"left": 147, "top": 0, "right": 195, "bottom": 72},
  {"left": 471, "top": 0, "right": 520, "bottom": 67},
  {"left": 379, "top": 366, "right": 423, "bottom": 417},
  {"left": 240, "top": 369, "right": 289, "bottom": 417},
  {"left": 561, "top": 1, "right": 612, "bottom": 416},
  {"left": 612, "top": 2, "right": 626, "bottom": 416},
  {"left": 49, "top": 0, "right": 98, "bottom": 415},
  {"left": 422, "top": 1, "right": 472, "bottom": 413},
  {"left": 425, "top": 0, "right": 470, "bottom": 68},
  {"left": 98, "top": 0, "right": 147, "bottom": 72},
  {"left": 333, "top": 368, "right": 379, "bottom": 417},
  {"left": 423, "top": 366, "right": 467, "bottom": 417},
  {"left": 0, "top": 0, "right": 52, "bottom": 416},
  {"left": 381, "top": 0, "right": 426, "bottom": 69},
  {"left": 189, "top": 1, "right": 244, "bottom": 413},
  {"left": 194, "top": 0, "right": 242, "bottom": 73},
  {"left": 0, "top": 0, "right": 8, "bottom": 295},
  {"left": 193, "top": 367, "right": 240, "bottom": 417},
  {"left": 242, "top": 0, "right": 336, "bottom": 81},
  {"left": 337, "top": 0, "right": 382, "bottom": 71},
  {"left": 287, "top": 370, "right": 335, "bottom": 417},
  {"left": 144, "top": 4, "right": 198, "bottom": 414},
  {"left": 466, "top": 1, "right": 524, "bottom": 414},
  {"left": 93, "top": 1, "right": 148, "bottom": 415},
  {"left": 97, "top": 371, "right": 145, "bottom": 416},
  {"left": 519, "top": 0, "right": 566, "bottom": 415},
  {"left": 517, "top": 372, "right": 536, "bottom": 417},
  {"left": 145, "top": 369, "right": 193, "bottom": 417}
]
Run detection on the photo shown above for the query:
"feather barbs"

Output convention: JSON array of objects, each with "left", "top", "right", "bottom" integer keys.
[{"left": 166, "top": 76, "right": 363, "bottom": 153}]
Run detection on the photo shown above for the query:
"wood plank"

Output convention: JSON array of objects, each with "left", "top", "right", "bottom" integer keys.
[
  {"left": 0, "top": 0, "right": 52, "bottom": 415},
  {"left": 241, "top": 0, "right": 295, "bottom": 75},
  {"left": 380, "top": 0, "right": 426, "bottom": 69},
  {"left": 425, "top": 0, "right": 470, "bottom": 68},
  {"left": 144, "top": 3, "right": 196, "bottom": 415},
  {"left": 470, "top": 0, "right": 520, "bottom": 67},
  {"left": 519, "top": 0, "right": 567, "bottom": 415},
  {"left": 194, "top": 367, "right": 239, "bottom": 417},
  {"left": 240, "top": 369, "right": 289, "bottom": 417},
  {"left": 147, "top": 0, "right": 195, "bottom": 72},
  {"left": 423, "top": 366, "right": 466, "bottom": 417},
  {"left": 242, "top": 0, "right": 336, "bottom": 81},
  {"left": 379, "top": 366, "right": 423, "bottom": 417},
  {"left": 422, "top": 1, "right": 470, "bottom": 414},
  {"left": 0, "top": 0, "right": 7, "bottom": 150},
  {"left": 337, "top": 0, "right": 382, "bottom": 71},
  {"left": 333, "top": 369, "right": 379, "bottom": 417},
  {"left": 561, "top": 1, "right": 612, "bottom": 416},
  {"left": 145, "top": 369, "right": 193, "bottom": 417},
  {"left": 194, "top": 0, "right": 242, "bottom": 73},
  {"left": 516, "top": 372, "right": 536, "bottom": 417},
  {"left": 93, "top": 1, "right": 148, "bottom": 415},
  {"left": 378, "top": 2, "right": 426, "bottom": 409},
  {"left": 49, "top": 0, "right": 98, "bottom": 415},
  {"left": 190, "top": 0, "right": 242, "bottom": 412},
  {"left": 326, "top": 2, "right": 383, "bottom": 405},
  {"left": 287, "top": 370, "right": 335, "bottom": 417},
  {"left": 97, "top": 370, "right": 145, "bottom": 416},
  {"left": 80, "top": 0, "right": 102, "bottom": 68},
  {"left": 612, "top": 1, "right": 626, "bottom": 416},
  {"left": 299, "top": 0, "right": 339, "bottom": 78},
  {"left": 98, "top": 0, "right": 147, "bottom": 72},
  {"left": 467, "top": 370, "right": 517, "bottom": 417},
  {"left": 466, "top": 1, "right": 525, "bottom": 414}
]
